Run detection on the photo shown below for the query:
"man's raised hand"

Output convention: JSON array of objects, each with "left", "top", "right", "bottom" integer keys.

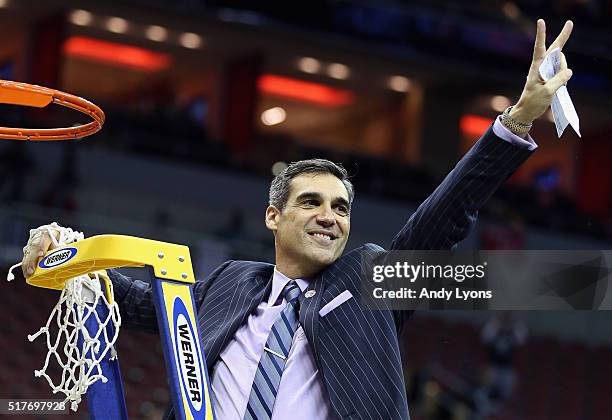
[{"left": 511, "top": 19, "right": 574, "bottom": 125}]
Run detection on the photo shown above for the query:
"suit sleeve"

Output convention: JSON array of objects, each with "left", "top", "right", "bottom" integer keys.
[
  {"left": 108, "top": 260, "right": 234, "bottom": 333},
  {"left": 390, "top": 125, "right": 533, "bottom": 251},
  {"left": 192, "top": 260, "right": 234, "bottom": 309},
  {"left": 108, "top": 268, "right": 159, "bottom": 333}
]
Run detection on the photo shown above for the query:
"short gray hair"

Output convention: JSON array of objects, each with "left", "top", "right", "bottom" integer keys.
[{"left": 269, "top": 159, "right": 354, "bottom": 211}]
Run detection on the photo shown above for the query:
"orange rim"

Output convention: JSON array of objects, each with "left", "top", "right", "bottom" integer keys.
[{"left": 0, "top": 80, "right": 105, "bottom": 141}]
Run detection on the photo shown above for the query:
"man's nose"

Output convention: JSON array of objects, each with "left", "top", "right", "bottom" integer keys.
[{"left": 316, "top": 206, "right": 336, "bottom": 226}]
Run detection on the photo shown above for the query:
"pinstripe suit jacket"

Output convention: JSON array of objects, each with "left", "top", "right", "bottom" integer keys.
[{"left": 109, "top": 127, "right": 533, "bottom": 420}]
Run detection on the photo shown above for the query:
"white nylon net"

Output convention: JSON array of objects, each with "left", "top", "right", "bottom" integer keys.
[{"left": 7, "top": 223, "right": 122, "bottom": 412}]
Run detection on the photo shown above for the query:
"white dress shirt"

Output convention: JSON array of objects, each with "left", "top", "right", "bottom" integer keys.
[{"left": 211, "top": 269, "right": 333, "bottom": 420}]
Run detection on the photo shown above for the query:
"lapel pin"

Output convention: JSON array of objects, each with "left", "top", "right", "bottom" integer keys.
[{"left": 305, "top": 290, "right": 316, "bottom": 298}]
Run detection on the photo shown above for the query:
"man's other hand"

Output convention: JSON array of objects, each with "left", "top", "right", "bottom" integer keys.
[
  {"left": 511, "top": 19, "right": 574, "bottom": 125},
  {"left": 21, "top": 227, "right": 61, "bottom": 278}
]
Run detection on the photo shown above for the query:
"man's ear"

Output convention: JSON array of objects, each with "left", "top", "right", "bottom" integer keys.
[{"left": 265, "top": 205, "right": 280, "bottom": 232}]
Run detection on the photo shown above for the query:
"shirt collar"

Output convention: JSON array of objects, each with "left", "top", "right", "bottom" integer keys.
[{"left": 268, "top": 268, "right": 309, "bottom": 306}]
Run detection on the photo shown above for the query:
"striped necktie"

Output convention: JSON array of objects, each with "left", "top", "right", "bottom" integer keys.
[{"left": 243, "top": 281, "right": 301, "bottom": 420}]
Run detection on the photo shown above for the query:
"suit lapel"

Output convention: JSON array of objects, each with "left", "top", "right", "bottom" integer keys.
[
  {"left": 299, "top": 271, "right": 330, "bottom": 387},
  {"left": 299, "top": 250, "right": 365, "bottom": 395},
  {"left": 200, "top": 272, "right": 271, "bottom": 371}
]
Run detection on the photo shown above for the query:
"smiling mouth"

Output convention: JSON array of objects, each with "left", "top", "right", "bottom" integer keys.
[{"left": 308, "top": 232, "right": 336, "bottom": 241}]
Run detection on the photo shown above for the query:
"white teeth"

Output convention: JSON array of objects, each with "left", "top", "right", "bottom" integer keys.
[{"left": 313, "top": 233, "right": 331, "bottom": 241}]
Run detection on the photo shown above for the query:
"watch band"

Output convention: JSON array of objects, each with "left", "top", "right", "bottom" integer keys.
[{"left": 501, "top": 106, "right": 532, "bottom": 136}]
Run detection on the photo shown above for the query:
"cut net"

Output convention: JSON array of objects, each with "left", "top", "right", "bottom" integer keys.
[{"left": 7, "top": 223, "right": 122, "bottom": 412}]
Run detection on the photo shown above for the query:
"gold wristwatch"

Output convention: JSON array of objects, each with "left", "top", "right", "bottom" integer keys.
[{"left": 501, "top": 106, "right": 532, "bottom": 136}]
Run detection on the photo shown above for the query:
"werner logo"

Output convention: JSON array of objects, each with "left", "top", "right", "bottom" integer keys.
[
  {"left": 39, "top": 248, "right": 77, "bottom": 269},
  {"left": 173, "top": 298, "right": 204, "bottom": 412}
]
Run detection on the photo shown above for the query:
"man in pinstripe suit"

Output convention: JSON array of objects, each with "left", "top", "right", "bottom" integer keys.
[{"left": 22, "top": 19, "right": 574, "bottom": 420}]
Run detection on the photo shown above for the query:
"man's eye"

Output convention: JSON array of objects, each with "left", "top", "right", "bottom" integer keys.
[
  {"left": 303, "top": 200, "right": 319, "bottom": 206},
  {"left": 335, "top": 205, "right": 349, "bottom": 215}
]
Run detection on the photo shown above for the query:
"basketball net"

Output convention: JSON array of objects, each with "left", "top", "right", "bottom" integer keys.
[{"left": 7, "top": 223, "right": 122, "bottom": 411}]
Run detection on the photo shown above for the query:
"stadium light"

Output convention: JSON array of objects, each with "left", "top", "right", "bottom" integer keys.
[
  {"left": 327, "top": 63, "right": 350, "bottom": 80},
  {"left": 502, "top": 2, "right": 521, "bottom": 19},
  {"left": 490, "top": 95, "right": 511, "bottom": 112},
  {"left": 64, "top": 36, "right": 172, "bottom": 72},
  {"left": 271, "top": 161, "right": 288, "bottom": 176},
  {"left": 146, "top": 25, "right": 168, "bottom": 42},
  {"left": 179, "top": 32, "right": 203, "bottom": 49},
  {"left": 388, "top": 76, "right": 411, "bottom": 92},
  {"left": 70, "top": 9, "right": 93, "bottom": 26},
  {"left": 106, "top": 17, "right": 129, "bottom": 34},
  {"left": 297, "top": 57, "right": 321, "bottom": 74},
  {"left": 460, "top": 114, "right": 493, "bottom": 137},
  {"left": 258, "top": 74, "right": 355, "bottom": 107},
  {"left": 261, "top": 107, "right": 287, "bottom": 126}
]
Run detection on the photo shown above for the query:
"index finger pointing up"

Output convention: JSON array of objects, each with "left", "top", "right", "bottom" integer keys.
[{"left": 533, "top": 19, "right": 546, "bottom": 62}]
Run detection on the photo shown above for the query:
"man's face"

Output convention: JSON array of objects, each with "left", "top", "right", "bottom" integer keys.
[{"left": 266, "top": 173, "right": 351, "bottom": 278}]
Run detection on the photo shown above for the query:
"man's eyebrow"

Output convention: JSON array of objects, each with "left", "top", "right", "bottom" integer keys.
[
  {"left": 295, "top": 192, "right": 323, "bottom": 201},
  {"left": 295, "top": 192, "right": 349, "bottom": 208}
]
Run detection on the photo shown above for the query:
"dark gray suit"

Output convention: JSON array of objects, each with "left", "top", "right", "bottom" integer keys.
[{"left": 109, "top": 126, "right": 533, "bottom": 419}]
